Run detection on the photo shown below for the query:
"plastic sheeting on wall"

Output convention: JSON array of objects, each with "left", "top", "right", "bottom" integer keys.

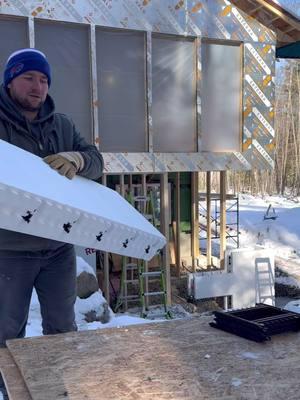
[
  {"left": 152, "top": 35, "right": 197, "bottom": 153},
  {"left": 201, "top": 41, "right": 242, "bottom": 152},
  {"left": 96, "top": 29, "right": 147, "bottom": 152},
  {"left": 0, "top": 17, "right": 29, "bottom": 77},
  {"left": 35, "top": 20, "right": 92, "bottom": 145}
]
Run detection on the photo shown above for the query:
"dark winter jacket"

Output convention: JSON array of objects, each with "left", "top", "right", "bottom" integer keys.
[{"left": 0, "top": 84, "right": 103, "bottom": 251}]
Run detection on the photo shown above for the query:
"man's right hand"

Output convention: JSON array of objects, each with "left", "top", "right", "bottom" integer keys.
[{"left": 43, "top": 154, "right": 78, "bottom": 179}]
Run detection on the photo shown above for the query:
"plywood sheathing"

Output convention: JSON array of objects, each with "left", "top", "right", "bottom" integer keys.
[
  {"left": 6, "top": 317, "right": 300, "bottom": 400},
  {"left": 0, "top": 348, "right": 31, "bottom": 400}
]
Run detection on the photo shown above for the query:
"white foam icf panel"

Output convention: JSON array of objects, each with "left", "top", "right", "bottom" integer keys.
[
  {"left": 188, "top": 247, "right": 275, "bottom": 309},
  {"left": 0, "top": 140, "right": 166, "bottom": 261}
]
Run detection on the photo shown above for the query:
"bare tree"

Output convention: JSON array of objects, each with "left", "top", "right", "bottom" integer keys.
[{"left": 227, "top": 60, "right": 300, "bottom": 196}]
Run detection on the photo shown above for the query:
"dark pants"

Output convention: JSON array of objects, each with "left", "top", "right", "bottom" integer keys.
[{"left": 0, "top": 244, "right": 77, "bottom": 347}]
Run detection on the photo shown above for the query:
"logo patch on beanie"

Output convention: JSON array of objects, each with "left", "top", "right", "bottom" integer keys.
[{"left": 9, "top": 62, "right": 24, "bottom": 78}]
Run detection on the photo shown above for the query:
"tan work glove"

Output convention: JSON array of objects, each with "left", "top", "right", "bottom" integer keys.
[{"left": 43, "top": 152, "right": 85, "bottom": 180}]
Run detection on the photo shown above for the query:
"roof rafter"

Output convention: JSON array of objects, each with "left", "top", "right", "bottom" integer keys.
[{"left": 230, "top": 0, "right": 300, "bottom": 46}]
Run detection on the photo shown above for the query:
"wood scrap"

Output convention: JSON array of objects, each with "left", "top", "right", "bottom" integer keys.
[{"left": 0, "top": 348, "right": 31, "bottom": 400}]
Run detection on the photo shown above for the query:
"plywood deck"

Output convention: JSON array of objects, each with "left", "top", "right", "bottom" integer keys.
[
  {"left": 0, "top": 349, "right": 31, "bottom": 400},
  {"left": 4, "top": 316, "right": 300, "bottom": 400}
]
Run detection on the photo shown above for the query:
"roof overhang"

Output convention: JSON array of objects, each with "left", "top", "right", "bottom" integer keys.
[{"left": 231, "top": 0, "right": 300, "bottom": 57}]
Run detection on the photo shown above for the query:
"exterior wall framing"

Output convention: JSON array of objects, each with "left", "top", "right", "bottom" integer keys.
[{"left": 0, "top": 0, "right": 276, "bottom": 174}]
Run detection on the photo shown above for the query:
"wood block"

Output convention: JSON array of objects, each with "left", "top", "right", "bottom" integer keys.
[{"left": 0, "top": 348, "right": 31, "bottom": 400}]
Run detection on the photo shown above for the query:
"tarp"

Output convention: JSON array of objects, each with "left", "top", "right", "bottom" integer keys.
[{"left": 276, "top": 41, "right": 300, "bottom": 59}]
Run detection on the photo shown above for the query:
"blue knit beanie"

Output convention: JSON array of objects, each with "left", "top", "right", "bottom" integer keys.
[{"left": 4, "top": 48, "right": 51, "bottom": 88}]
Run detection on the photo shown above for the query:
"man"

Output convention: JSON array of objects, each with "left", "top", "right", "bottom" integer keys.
[{"left": 0, "top": 48, "right": 103, "bottom": 346}]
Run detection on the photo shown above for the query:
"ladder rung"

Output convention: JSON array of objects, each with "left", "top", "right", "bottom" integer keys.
[
  {"left": 125, "top": 263, "right": 138, "bottom": 270},
  {"left": 134, "top": 196, "right": 148, "bottom": 202},
  {"left": 258, "top": 279, "right": 272, "bottom": 284},
  {"left": 124, "top": 279, "right": 139, "bottom": 284},
  {"left": 143, "top": 291, "right": 165, "bottom": 297},
  {"left": 119, "top": 295, "right": 139, "bottom": 300},
  {"left": 126, "top": 298, "right": 141, "bottom": 303},
  {"left": 142, "top": 271, "right": 162, "bottom": 277}
]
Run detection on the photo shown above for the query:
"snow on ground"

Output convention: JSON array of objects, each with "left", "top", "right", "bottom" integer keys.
[
  {"left": 76, "top": 255, "right": 95, "bottom": 275},
  {"left": 26, "top": 257, "right": 167, "bottom": 338},
  {"left": 238, "top": 194, "right": 300, "bottom": 260},
  {"left": 238, "top": 195, "right": 300, "bottom": 297},
  {"left": 284, "top": 299, "right": 300, "bottom": 313},
  {"left": 26, "top": 288, "right": 164, "bottom": 338},
  {"left": 26, "top": 194, "right": 300, "bottom": 338}
]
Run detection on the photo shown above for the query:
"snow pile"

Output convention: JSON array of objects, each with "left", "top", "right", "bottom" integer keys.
[
  {"left": 75, "top": 291, "right": 112, "bottom": 329},
  {"left": 284, "top": 300, "right": 300, "bottom": 314},
  {"left": 276, "top": 275, "right": 300, "bottom": 289}
]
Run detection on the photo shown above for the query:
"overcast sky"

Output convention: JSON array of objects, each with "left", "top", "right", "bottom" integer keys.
[{"left": 274, "top": 0, "right": 300, "bottom": 18}]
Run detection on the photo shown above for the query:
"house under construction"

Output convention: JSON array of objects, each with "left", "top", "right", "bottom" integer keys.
[
  {"left": 1, "top": 1, "right": 300, "bottom": 399},
  {"left": 0, "top": 0, "right": 299, "bottom": 305}
]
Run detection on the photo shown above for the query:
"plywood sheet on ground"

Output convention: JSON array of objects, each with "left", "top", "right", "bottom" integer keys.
[
  {"left": 6, "top": 316, "right": 300, "bottom": 400},
  {"left": 0, "top": 348, "right": 31, "bottom": 400}
]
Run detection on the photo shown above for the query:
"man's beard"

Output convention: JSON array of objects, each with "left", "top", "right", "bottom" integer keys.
[
  {"left": 13, "top": 95, "right": 44, "bottom": 112},
  {"left": 8, "top": 87, "right": 45, "bottom": 113}
]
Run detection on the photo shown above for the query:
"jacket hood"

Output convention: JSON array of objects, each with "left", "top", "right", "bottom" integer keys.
[{"left": 0, "top": 83, "right": 55, "bottom": 132}]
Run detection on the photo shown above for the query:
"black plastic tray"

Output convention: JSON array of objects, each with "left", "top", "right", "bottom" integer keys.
[{"left": 210, "top": 303, "right": 300, "bottom": 342}]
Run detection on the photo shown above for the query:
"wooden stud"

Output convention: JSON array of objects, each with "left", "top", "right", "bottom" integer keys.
[
  {"left": 206, "top": 172, "right": 212, "bottom": 267},
  {"left": 28, "top": 16, "right": 35, "bottom": 48},
  {"left": 90, "top": 24, "right": 100, "bottom": 149},
  {"left": 146, "top": 31, "right": 153, "bottom": 153},
  {"left": 239, "top": 42, "right": 244, "bottom": 152},
  {"left": 160, "top": 173, "right": 171, "bottom": 305},
  {"left": 142, "top": 174, "right": 149, "bottom": 307},
  {"left": 119, "top": 174, "right": 127, "bottom": 309},
  {"left": 247, "top": 5, "right": 263, "bottom": 16},
  {"left": 282, "top": 25, "right": 297, "bottom": 34},
  {"left": 191, "top": 172, "right": 199, "bottom": 272},
  {"left": 268, "top": 16, "right": 281, "bottom": 24},
  {"left": 220, "top": 171, "right": 227, "bottom": 268},
  {"left": 196, "top": 37, "right": 202, "bottom": 152},
  {"left": 101, "top": 174, "right": 110, "bottom": 302},
  {"left": 129, "top": 174, "right": 133, "bottom": 197},
  {"left": 119, "top": 174, "right": 125, "bottom": 197},
  {"left": 175, "top": 172, "right": 181, "bottom": 277},
  {"left": 141, "top": 174, "right": 147, "bottom": 214}
]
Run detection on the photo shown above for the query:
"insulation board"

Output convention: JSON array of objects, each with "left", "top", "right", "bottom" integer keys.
[{"left": 0, "top": 139, "right": 166, "bottom": 260}]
